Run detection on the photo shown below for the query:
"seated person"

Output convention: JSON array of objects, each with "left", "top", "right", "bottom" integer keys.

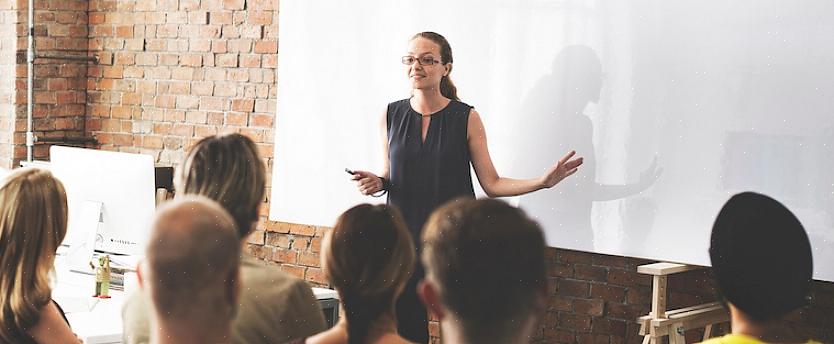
[
  {"left": 141, "top": 196, "right": 240, "bottom": 344},
  {"left": 302, "top": 204, "right": 415, "bottom": 344},
  {"left": 123, "top": 133, "right": 326, "bottom": 344},
  {"left": 419, "top": 198, "right": 547, "bottom": 344},
  {"left": 700, "top": 192, "right": 820, "bottom": 344},
  {"left": 0, "top": 168, "right": 80, "bottom": 343}
]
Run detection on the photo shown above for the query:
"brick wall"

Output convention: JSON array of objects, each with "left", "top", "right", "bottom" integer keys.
[
  {"left": 1, "top": 0, "right": 832, "bottom": 342},
  {"left": 0, "top": 0, "right": 17, "bottom": 169}
]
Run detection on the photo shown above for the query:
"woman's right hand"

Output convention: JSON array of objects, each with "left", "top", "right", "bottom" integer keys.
[{"left": 351, "top": 170, "right": 383, "bottom": 195}]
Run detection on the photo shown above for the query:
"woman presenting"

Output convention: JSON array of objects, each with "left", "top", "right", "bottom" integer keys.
[{"left": 351, "top": 31, "right": 583, "bottom": 343}]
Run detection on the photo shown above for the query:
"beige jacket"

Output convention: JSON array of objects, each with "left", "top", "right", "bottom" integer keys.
[{"left": 122, "top": 254, "right": 327, "bottom": 344}]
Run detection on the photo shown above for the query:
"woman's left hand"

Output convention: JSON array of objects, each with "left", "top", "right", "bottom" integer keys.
[{"left": 539, "top": 150, "right": 584, "bottom": 189}]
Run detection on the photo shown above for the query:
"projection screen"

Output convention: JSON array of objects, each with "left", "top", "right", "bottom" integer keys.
[{"left": 271, "top": 0, "right": 834, "bottom": 281}]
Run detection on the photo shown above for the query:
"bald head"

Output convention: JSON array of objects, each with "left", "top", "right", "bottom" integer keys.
[{"left": 145, "top": 196, "right": 240, "bottom": 321}]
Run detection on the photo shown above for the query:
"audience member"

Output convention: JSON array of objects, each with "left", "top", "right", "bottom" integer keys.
[
  {"left": 142, "top": 196, "right": 240, "bottom": 344},
  {"left": 302, "top": 204, "right": 415, "bottom": 344},
  {"left": 419, "top": 198, "right": 547, "bottom": 344},
  {"left": 123, "top": 133, "right": 326, "bottom": 344},
  {"left": 700, "top": 192, "right": 820, "bottom": 344},
  {"left": 0, "top": 168, "right": 80, "bottom": 343}
]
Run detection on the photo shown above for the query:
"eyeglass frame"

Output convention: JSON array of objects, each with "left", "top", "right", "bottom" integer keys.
[{"left": 401, "top": 55, "right": 443, "bottom": 66}]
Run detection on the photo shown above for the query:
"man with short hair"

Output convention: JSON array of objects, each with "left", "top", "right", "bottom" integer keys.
[
  {"left": 419, "top": 198, "right": 547, "bottom": 344},
  {"left": 140, "top": 196, "right": 240, "bottom": 344},
  {"left": 700, "top": 192, "right": 820, "bottom": 344}
]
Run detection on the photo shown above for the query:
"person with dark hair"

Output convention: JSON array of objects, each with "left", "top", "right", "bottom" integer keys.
[
  {"left": 418, "top": 198, "right": 547, "bottom": 344},
  {"left": 299, "top": 204, "right": 415, "bottom": 344},
  {"left": 349, "top": 31, "right": 583, "bottom": 343},
  {"left": 701, "top": 192, "right": 820, "bottom": 344},
  {"left": 123, "top": 133, "right": 326, "bottom": 344}
]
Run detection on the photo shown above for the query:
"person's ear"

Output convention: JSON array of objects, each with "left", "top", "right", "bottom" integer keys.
[
  {"left": 444, "top": 63, "right": 452, "bottom": 77},
  {"left": 418, "top": 279, "right": 445, "bottom": 320},
  {"left": 137, "top": 262, "right": 145, "bottom": 289}
]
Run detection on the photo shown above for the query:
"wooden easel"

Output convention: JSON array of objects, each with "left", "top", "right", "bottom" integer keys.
[{"left": 637, "top": 262, "right": 730, "bottom": 344}]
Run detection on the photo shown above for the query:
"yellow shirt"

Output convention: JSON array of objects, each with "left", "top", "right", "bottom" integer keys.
[{"left": 700, "top": 334, "right": 821, "bottom": 344}]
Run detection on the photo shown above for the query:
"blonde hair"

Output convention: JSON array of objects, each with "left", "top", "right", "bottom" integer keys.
[
  {"left": 176, "top": 133, "right": 266, "bottom": 238},
  {"left": 0, "top": 168, "right": 68, "bottom": 344},
  {"left": 325, "top": 204, "right": 415, "bottom": 344}
]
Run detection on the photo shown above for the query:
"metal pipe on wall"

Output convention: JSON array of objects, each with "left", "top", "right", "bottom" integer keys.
[{"left": 25, "top": 0, "right": 34, "bottom": 162}]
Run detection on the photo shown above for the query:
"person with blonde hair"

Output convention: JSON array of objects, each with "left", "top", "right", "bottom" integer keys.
[
  {"left": 123, "top": 133, "right": 326, "bottom": 344},
  {"left": 299, "top": 204, "right": 415, "bottom": 344},
  {"left": 141, "top": 196, "right": 241, "bottom": 344},
  {"left": 0, "top": 168, "right": 80, "bottom": 343}
]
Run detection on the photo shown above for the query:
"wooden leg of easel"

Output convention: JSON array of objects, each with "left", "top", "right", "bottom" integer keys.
[
  {"left": 651, "top": 275, "right": 668, "bottom": 318},
  {"left": 703, "top": 324, "right": 715, "bottom": 341},
  {"left": 642, "top": 335, "right": 651, "bottom": 344},
  {"left": 670, "top": 323, "right": 686, "bottom": 344}
]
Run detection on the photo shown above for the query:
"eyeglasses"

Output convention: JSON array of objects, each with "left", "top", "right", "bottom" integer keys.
[{"left": 402, "top": 55, "right": 441, "bottom": 66}]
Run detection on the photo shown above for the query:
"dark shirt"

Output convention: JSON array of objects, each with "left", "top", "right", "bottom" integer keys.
[{"left": 386, "top": 99, "right": 476, "bottom": 245}]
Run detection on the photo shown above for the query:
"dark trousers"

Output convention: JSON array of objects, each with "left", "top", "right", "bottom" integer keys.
[{"left": 396, "top": 262, "right": 428, "bottom": 343}]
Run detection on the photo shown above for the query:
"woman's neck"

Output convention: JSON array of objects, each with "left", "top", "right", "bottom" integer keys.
[
  {"left": 335, "top": 311, "right": 399, "bottom": 339},
  {"left": 411, "top": 89, "right": 449, "bottom": 114}
]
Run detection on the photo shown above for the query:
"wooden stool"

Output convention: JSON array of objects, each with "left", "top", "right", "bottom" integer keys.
[{"left": 637, "top": 262, "right": 729, "bottom": 344}]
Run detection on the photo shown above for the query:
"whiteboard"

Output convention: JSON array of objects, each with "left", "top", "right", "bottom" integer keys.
[{"left": 271, "top": 0, "right": 834, "bottom": 282}]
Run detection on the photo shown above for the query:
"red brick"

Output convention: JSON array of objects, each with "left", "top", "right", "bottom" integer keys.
[
  {"left": 591, "top": 283, "right": 626, "bottom": 303},
  {"left": 608, "top": 269, "right": 651, "bottom": 287},
  {"left": 577, "top": 334, "right": 610, "bottom": 344},
  {"left": 249, "top": 11, "right": 273, "bottom": 25},
  {"left": 574, "top": 298, "right": 605, "bottom": 316},
  {"left": 305, "top": 267, "right": 327, "bottom": 285},
  {"left": 543, "top": 328, "right": 575, "bottom": 343},
  {"left": 548, "top": 296, "right": 572, "bottom": 312},
  {"left": 548, "top": 262, "right": 573, "bottom": 278},
  {"left": 249, "top": 113, "right": 272, "bottom": 128},
  {"left": 291, "top": 237, "right": 310, "bottom": 250},
  {"left": 558, "top": 279, "right": 590, "bottom": 298},
  {"left": 281, "top": 265, "right": 305, "bottom": 279},
  {"left": 271, "top": 248, "right": 297, "bottom": 264},
  {"left": 185, "top": 111, "right": 207, "bottom": 124},
  {"left": 559, "top": 250, "right": 595, "bottom": 264},
  {"left": 576, "top": 264, "right": 608, "bottom": 282},
  {"left": 298, "top": 252, "right": 320, "bottom": 267},
  {"left": 254, "top": 40, "right": 277, "bottom": 54},
  {"left": 289, "top": 224, "right": 316, "bottom": 236},
  {"left": 265, "top": 232, "right": 290, "bottom": 248},
  {"left": 559, "top": 313, "right": 591, "bottom": 331},
  {"left": 222, "top": 0, "right": 245, "bottom": 10},
  {"left": 592, "top": 318, "right": 627, "bottom": 336}
]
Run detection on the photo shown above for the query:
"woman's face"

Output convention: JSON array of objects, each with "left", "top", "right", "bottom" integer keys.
[{"left": 405, "top": 37, "right": 449, "bottom": 91}]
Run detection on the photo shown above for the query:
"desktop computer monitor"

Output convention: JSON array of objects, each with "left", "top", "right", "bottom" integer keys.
[{"left": 50, "top": 146, "right": 156, "bottom": 256}]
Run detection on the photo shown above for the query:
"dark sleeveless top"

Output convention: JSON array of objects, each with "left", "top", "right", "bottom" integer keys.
[{"left": 387, "top": 99, "right": 476, "bottom": 245}]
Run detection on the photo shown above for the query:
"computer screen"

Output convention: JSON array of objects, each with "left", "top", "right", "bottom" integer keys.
[{"left": 50, "top": 146, "right": 155, "bottom": 256}]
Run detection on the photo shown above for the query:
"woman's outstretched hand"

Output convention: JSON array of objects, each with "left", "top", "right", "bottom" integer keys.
[
  {"left": 539, "top": 150, "right": 584, "bottom": 189},
  {"left": 351, "top": 170, "right": 383, "bottom": 195}
]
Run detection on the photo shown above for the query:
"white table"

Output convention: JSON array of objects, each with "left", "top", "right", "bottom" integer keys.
[{"left": 53, "top": 267, "right": 339, "bottom": 344}]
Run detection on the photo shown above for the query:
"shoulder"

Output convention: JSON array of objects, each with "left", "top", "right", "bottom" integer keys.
[
  {"left": 698, "top": 334, "right": 763, "bottom": 344},
  {"left": 240, "top": 257, "right": 304, "bottom": 293},
  {"left": 387, "top": 99, "right": 411, "bottom": 113},
  {"left": 28, "top": 301, "right": 79, "bottom": 344},
  {"left": 122, "top": 291, "right": 152, "bottom": 344}
]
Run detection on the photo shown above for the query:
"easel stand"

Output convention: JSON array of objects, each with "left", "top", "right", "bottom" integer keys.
[{"left": 637, "top": 262, "right": 729, "bottom": 344}]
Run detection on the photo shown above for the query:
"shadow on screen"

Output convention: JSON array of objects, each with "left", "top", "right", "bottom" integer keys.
[{"left": 514, "top": 45, "right": 660, "bottom": 252}]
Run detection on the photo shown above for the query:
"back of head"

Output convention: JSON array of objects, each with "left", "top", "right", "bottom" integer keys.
[
  {"left": 422, "top": 198, "right": 546, "bottom": 343},
  {"left": 325, "top": 204, "right": 415, "bottom": 344},
  {"left": 176, "top": 133, "right": 266, "bottom": 238},
  {"left": 145, "top": 196, "right": 240, "bottom": 324},
  {"left": 0, "top": 168, "right": 67, "bottom": 343},
  {"left": 710, "top": 192, "right": 812, "bottom": 322}
]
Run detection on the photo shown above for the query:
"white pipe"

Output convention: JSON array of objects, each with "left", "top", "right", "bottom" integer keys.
[{"left": 25, "top": 0, "right": 34, "bottom": 162}]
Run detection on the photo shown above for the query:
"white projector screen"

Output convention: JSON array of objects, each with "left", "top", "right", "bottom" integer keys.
[{"left": 271, "top": 0, "right": 834, "bottom": 281}]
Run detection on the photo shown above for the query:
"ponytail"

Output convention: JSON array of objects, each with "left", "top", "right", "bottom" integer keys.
[
  {"left": 342, "top": 292, "right": 392, "bottom": 344},
  {"left": 440, "top": 75, "right": 459, "bottom": 101}
]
